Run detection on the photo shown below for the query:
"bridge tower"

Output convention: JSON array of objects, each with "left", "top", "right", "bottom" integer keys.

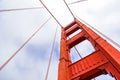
[{"left": 58, "top": 19, "right": 120, "bottom": 80}]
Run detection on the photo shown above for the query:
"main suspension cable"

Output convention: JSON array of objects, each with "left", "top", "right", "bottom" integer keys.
[
  {"left": 45, "top": 26, "right": 58, "bottom": 80},
  {"left": 39, "top": 0, "right": 63, "bottom": 28},
  {"left": 63, "top": 0, "right": 75, "bottom": 19},
  {"left": 75, "top": 15, "right": 120, "bottom": 49},
  {"left": 0, "top": 17, "right": 51, "bottom": 71},
  {"left": 0, "top": 7, "right": 44, "bottom": 12},
  {"left": 91, "top": 27, "right": 120, "bottom": 49}
]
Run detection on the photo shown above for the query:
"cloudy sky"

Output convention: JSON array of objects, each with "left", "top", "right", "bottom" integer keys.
[{"left": 0, "top": 0, "right": 120, "bottom": 80}]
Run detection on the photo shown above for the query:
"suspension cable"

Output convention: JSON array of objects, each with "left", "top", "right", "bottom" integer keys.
[
  {"left": 0, "top": 7, "right": 44, "bottom": 12},
  {"left": 0, "top": 1, "right": 85, "bottom": 13},
  {"left": 75, "top": 15, "right": 120, "bottom": 49},
  {"left": 0, "top": 17, "right": 51, "bottom": 71},
  {"left": 45, "top": 26, "right": 58, "bottom": 80},
  {"left": 91, "top": 26, "right": 120, "bottom": 49},
  {"left": 73, "top": 42, "right": 97, "bottom": 80},
  {"left": 73, "top": 44, "right": 96, "bottom": 80},
  {"left": 63, "top": 0, "right": 75, "bottom": 19},
  {"left": 74, "top": 46, "right": 82, "bottom": 58},
  {"left": 68, "top": 37, "right": 82, "bottom": 58},
  {"left": 68, "top": 0, "right": 88, "bottom": 5},
  {"left": 39, "top": 0, "right": 63, "bottom": 28}
]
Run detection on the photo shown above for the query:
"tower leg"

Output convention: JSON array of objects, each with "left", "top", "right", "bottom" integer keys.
[
  {"left": 105, "top": 63, "right": 120, "bottom": 80},
  {"left": 58, "top": 29, "right": 71, "bottom": 80}
]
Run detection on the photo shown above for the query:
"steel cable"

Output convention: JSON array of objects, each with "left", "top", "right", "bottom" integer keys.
[
  {"left": 76, "top": 15, "right": 120, "bottom": 49},
  {"left": 0, "top": 7, "right": 44, "bottom": 12},
  {"left": 63, "top": 0, "right": 75, "bottom": 19},
  {"left": 68, "top": 0, "right": 88, "bottom": 5},
  {"left": 0, "top": 17, "right": 51, "bottom": 71},
  {"left": 39, "top": 0, "right": 63, "bottom": 28},
  {"left": 0, "top": 1, "right": 86, "bottom": 13},
  {"left": 45, "top": 26, "right": 58, "bottom": 80}
]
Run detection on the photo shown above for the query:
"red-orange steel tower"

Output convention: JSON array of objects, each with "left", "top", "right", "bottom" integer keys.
[{"left": 58, "top": 19, "right": 120, "bottom": 80}]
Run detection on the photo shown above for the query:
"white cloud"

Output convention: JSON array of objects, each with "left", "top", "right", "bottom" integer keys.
[{"left": 0, "top": 0, "right": 119, "bottom": 80}]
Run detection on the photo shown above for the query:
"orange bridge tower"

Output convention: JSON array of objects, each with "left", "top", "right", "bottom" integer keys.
[{"left": 58, "top": 19, "right": 120, "bottom": 80}]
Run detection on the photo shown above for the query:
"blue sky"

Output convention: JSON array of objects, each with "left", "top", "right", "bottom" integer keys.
[{"left": 0, "top": 0, "right": 120, "bottom": 80}]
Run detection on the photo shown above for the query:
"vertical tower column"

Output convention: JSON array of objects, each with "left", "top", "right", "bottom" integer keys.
[
  {"left": 58, "top": 19, "right": 120, "bottom": 80},
  {"left": 58, "top": 28, "right": 71, "bottom": 80}
]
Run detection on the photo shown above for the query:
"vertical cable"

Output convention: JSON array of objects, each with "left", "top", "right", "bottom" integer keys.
[
  {"left": 68, "top": 37, "right": 82, "bottom": 58},
  {"left": 74, "top": 46, "right": 82, "bottom": 58},
  {"left": 45, "top": 26, "right": 58, "bottom": 80}
]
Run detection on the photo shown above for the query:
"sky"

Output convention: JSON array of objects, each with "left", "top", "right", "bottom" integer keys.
[{"left": 0, "top": 0, "right": 120, "bottom": 80}]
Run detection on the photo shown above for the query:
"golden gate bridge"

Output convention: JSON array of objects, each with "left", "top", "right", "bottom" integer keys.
[{"left": 0, "top": 0, "right": 120, "bottom": 80}]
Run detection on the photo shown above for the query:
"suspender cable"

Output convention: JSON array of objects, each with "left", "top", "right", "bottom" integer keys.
[
  {"left": 45, "top": 26, "right": 58, "bottom": 80},
  {"left": 0, "top": 7, "right": 44, "bottom": 12},
  {"left": 39, "top": 0, "right": 63, "bottom": 28},
  {"left": 0, "top": 17, "right": 51, "bottom": 71},
  {"left": 76, "top": 15, "right": 120, "bottom": 49},
  {"left": 73, "top": 45, "right": 96, "bottom": 80},
  {"left": 68, "top": 37, "right": 82, "bottom": 58},
  {"left": 73, "top": 44, "right": 97, "bottom": 80},
  {"left": 74, "top": 46, "right": 82, "bottom": 58},
  {"left": 63, "top": 0, "right": 75, "bottom": 19}
]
